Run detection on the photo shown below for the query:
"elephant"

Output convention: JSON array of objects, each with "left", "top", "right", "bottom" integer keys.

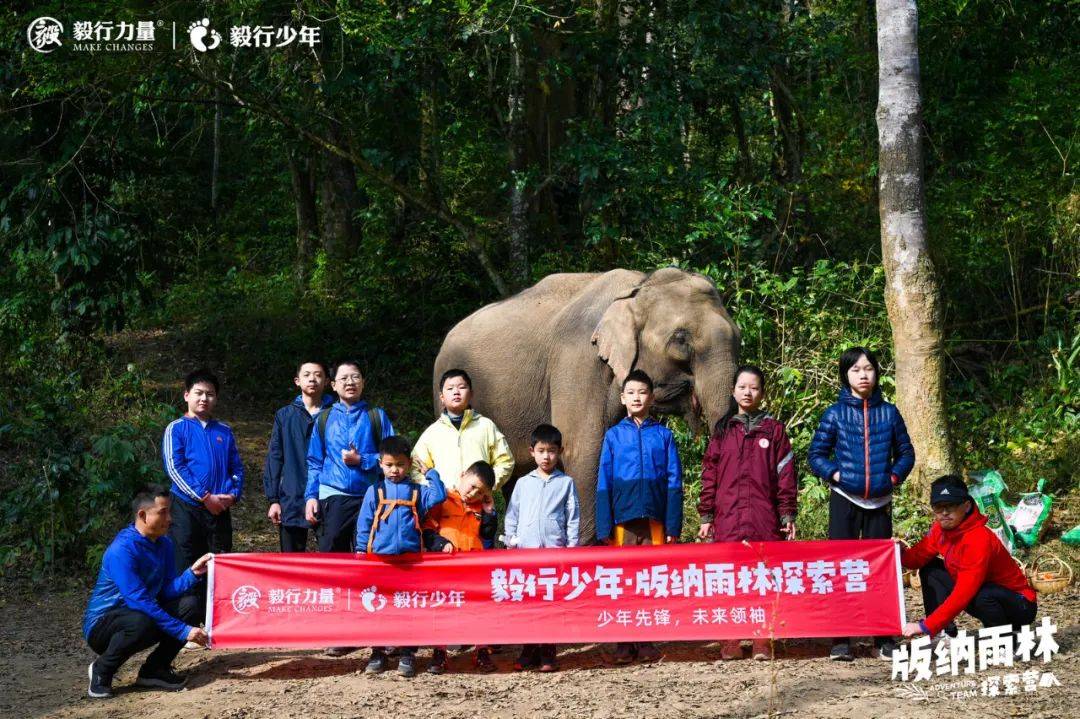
[{"left": 433, "top": 267, "right": 741, "bottom": 542}]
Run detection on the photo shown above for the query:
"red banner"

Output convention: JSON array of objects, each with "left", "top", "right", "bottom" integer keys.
[{"left": 208, "top": 540, "right": 905, "bottom": 648}]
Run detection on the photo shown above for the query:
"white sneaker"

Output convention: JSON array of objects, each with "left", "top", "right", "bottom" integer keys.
[{"left": 931, "top": 633, "right": 952, "bottom": 653}]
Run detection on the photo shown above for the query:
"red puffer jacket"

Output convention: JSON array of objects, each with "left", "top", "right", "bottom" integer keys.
[
  {"left": 698, "top": 414, "right": 797, "bottom": 542},
  {"left": 902, "top": 509, "right": 1036, "bottom": 635}
]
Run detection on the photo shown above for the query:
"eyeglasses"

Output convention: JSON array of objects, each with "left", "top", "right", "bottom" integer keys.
[
  {"left": 336, "top": 374, "right": 363, "bottom": 383},
  {"left": 932, "top": 503, "right": 963, "bottom": 515}
]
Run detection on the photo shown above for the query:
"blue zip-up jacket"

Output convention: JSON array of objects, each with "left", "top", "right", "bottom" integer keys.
[
  {"left": 305, "top": 400, "right": 394, "bottom": 500},
  {"left": 596, "top": 417, "right": 684, "bottom": 541},
  {"left": 807, "top": 386, "right": 916, "bottom": 500},
  {"left": 163, "top": 415, "right": 244, "bottom": 506},
  {"left": 83, "top": 525, "right": 200, "bottom": 641},
  {"left": 263, "top": 395, "right": 333, "bottom": 527},
  {"left": 355, "top": 470, "right": 447, "bottom": 555}
]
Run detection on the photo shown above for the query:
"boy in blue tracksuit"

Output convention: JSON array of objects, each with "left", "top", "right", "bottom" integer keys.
[
  {"left": 304, "top": 360, "right": 394, "bottom": 553},
  {"left": 356, "top": 435, "right": 446, "bottom": 677},
  {"left": 83, "top": 487, "right": 211, "bottom": 699},
  {"left": 263, "top": 361, "right": 333, "bottom": 552},
  {"left": 596, "top": 369, "right": 683, "bottom": 664},
  {"left": 162, "top": 368, "right": 244, "bottom": 574}
]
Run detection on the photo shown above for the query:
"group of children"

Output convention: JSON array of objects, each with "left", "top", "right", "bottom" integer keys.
[{"left": 162, "top": 344, "right": 916, "bottom": 675}]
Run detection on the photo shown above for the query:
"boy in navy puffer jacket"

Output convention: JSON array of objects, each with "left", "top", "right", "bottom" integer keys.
[
  {"left": 355, "top": 435, "right": 446, "bottom": 677},
  {"left": 807, "top": 346, "right": 915, "bottom": 661}
]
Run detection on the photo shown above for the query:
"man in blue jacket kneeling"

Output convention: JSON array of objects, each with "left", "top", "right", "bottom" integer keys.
[{"left": 83, "top": 486, "right": 211, "bottom": 699}]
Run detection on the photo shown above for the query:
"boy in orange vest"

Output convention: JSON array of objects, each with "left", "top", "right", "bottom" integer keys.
[{"left": 422, "top": 461, "right": 497, "bottom": 673}]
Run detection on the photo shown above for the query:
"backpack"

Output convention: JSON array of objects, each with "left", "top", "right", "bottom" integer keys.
[
  {"left": 317, "top": 405, "right": 384, "bottom": 452},
  {"left": 365, "top": 480, "right": 420, "bottom": 553}
]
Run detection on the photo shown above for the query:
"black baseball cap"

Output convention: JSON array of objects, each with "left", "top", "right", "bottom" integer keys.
[{"left": 930, "top": 475, "right": 973, "bottom": 506}]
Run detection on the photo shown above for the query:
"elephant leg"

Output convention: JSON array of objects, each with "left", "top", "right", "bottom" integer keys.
[{"left": 551, "top": 404, "right": 609, "bottom": 545}]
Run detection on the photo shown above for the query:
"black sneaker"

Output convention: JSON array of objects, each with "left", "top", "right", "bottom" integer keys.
[
  {"left": 428, "top": 648, "right": 448, "bottom": 675},
  {"left": 397, "top": 654, "right": 417, "bottom": 678},
  {"left": 612, "top": 643, "right": 636, "bottom": 665},
  {"left": 877, "top": 640, "right": 898, "bottom": 660},
  {"left": 829, "top": 642, "right": 854, "bottom": 662},
  {"left": 325, "top": 646, "right": 358, "bottom": 657},
  {"left": 365, "top": 651, "right": 388, "bottom": 674},
  {"left": 87, "top": 662, "right": 113, "bottom": 699},
  {"left": 514, "top": 646, "right": 539, "bottom": 671},
  {"left": 135, "top": 665, "right": 187, "bottom": 690},
  {"left": 475, "top": 647, "right": 496, "bottom": 673}
]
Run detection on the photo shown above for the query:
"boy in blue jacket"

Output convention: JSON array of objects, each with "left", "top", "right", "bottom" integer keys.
[
  {"left": 596, "top": 369, "right": 683, "bottom": 664},
  {"left": 162, "top": 368, "right": 244, "bottom": 575},
  {"left": 84, "top": 487, "right": 211, "bottom": 698},
  {"left": 304, "top": 360, "right": 394, "bottom": 553},
  {"left": 263, "top": 360, "right": 332, "bottom": 552},
  {"left": 356, "top": 435, "right": 446, "bottom": 677}
]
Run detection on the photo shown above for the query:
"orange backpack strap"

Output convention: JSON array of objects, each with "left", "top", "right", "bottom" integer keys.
[
  {"left": 367, "top": 484, "right": 421, "bottom": 553},
  {"left": 367, "top": 485, "right": 386, "bottom": 554},
  {"left": 409, "top": 488, "right": 420, "bottom": 530}
]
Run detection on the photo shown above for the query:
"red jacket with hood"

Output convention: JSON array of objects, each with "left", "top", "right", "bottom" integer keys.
[
  {"left": 901, "top": 508, "right": 1035, "bottom": 635},
  {"left": 698, "top": 413, "right": 797, "bottom": 542}
]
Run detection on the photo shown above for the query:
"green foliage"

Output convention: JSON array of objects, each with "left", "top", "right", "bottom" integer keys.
[
  {"left": 0, "top": 0, "right": 1075, "bottom": 575},
  {"left": 0, "top": 357, "right": 171, "bottom": 578}
]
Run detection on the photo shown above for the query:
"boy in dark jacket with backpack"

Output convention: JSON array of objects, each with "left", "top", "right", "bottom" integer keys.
[
  {"left": 263, "top": 361, "right": 332, "bottom": 552},
  {"left": 356, "top": 435, "right": 446, "bottom": 677}
]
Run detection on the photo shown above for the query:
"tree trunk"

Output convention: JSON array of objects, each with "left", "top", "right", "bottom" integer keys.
[
  {"left": 508, "top": 29, "right": 530, "bottom": 287},
  {"left": 729, "top": 94, "right": 752, "bottom": 182},
  {"left": 211, "top": 85, "right": 221, "bottom": 214},
  {"left": 319, "top": 122, "right": 361, "bottom": 267},
  {"left": 875, "top": 0, "right": 957, "bottom": 490},
  {"left": 288, "top": 150, "right": 318, "bottom": 287},
  {"left": 418, "top": 54, "right": 440, "bottom": 205}
]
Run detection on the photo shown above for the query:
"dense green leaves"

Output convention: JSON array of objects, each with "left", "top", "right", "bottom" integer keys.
[{"left": 0, "top": 0, "right": 1076, "bottom": 572}]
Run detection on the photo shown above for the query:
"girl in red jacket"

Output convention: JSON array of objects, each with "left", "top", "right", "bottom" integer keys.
[{"left": 697, "top": 365, "right": 797, "bottom": 661}]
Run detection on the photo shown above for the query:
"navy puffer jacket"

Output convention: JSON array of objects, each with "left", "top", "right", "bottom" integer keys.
[{"left": 807, "top": 386, "right": 915, "bottom": 499}]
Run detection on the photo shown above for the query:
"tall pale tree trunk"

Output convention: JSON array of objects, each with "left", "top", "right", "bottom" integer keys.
[{"left": 875, "top": 0, "right": 957, "bottom": 490}]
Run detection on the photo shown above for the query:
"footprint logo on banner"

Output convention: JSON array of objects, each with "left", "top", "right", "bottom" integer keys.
[
  {"left": 360, "top": 585, "right": 387, "bottom": 613},
  {"left": 188, "top": 18, "right": 221, "bottom": 52}
]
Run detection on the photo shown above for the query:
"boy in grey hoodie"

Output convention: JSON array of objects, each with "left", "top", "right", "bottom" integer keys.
[{"left": 504, "top": 423, "right": 580, "bottom": 671}]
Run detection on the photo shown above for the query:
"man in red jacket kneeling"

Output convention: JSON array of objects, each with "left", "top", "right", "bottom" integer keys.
[{"left": 900, "top": 475, "right": 1037, "bottom": 640}]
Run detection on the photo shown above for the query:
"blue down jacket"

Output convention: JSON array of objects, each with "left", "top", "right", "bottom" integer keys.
[{"left": 807, "top": 386, "right": 916, "bottom": 499}]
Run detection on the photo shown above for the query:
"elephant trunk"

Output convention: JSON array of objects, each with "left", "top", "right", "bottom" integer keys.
[{"left": 693, "top": 356, "right": 738, "bottom": 435}]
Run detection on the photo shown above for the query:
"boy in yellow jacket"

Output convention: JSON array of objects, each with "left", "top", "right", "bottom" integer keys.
[{"left": 412, "top": 369, "right": 515, "bottom": 504}]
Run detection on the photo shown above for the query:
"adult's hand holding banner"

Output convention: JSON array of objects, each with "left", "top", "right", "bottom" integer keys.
[{"left": 208, "top": 540, "right": 904, "bottom": 648}]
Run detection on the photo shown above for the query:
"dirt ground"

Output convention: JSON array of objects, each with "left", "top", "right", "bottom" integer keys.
[
  {"left": 1, "top": 579, "right": 1075, "bottom": 719},
  {"left": 3, "top": 336, "right": 1076, "bottom": 719}
]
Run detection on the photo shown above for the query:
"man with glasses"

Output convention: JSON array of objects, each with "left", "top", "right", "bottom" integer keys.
[
  {"left": 304, "top": 361, "right": 394, "bottom": 657},
  {"left": 900, "top": 475, "right": 1037, "bottom": 642},
  {"left": 305, "top": 361, "right": 394, "bottom": 553}
]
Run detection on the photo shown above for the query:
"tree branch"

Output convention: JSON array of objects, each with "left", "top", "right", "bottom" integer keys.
[{"left": 181, "top": 65, "right": 511, "bottom": 297}]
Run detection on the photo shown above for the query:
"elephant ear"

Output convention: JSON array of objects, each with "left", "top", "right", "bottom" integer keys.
[{"left": 591, "top": 289, "right": 639, "bottom": 383}]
